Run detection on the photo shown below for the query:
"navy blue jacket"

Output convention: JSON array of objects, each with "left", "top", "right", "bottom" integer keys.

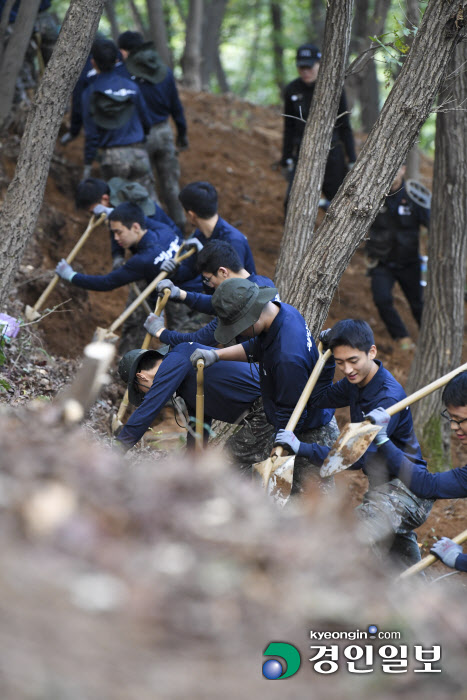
[
  {"left": 131, "top": 69, "right": 187, "bottom": 139},
  {"left": 82, "top": 70, "right": 152, "bottom": 164},
  {"left": 176, "top": 217, "right": 256, "bottom": 284},
  {"left": 239, "top": 303, "right": 334, "bottom": 431},
  {"left": 159, "top": 274, "right": 278, "bottom": 348},
  {"left": 70, "top": 57, "right": 96, "bottom": 137},
  {"left": 305, "top": 360, "right": 427, "bottom": 485},
  {"left": 116, "top": 342, "right": 261, "bottom": 449},
  {"left": 110, "top": 217, "right": 181, "bottom": 261},
  {"left": 72, "top": 227, "right": 179, "bottom": 301}
]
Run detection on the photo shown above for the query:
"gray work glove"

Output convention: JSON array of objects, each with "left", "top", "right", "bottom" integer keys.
[
  {"left": 281, "top": 158, "right": 294, "bottom": 180},
  {"left": 364, "top": 407, "right": 391, "bottom": 446},
  {"left": 82, "top": 164, "right": 92, "bottom": 180},
  {"left": 160, "top": 258, "right": 178, "bottom": 275},
  {"left": 347, "top": 161, "right": 355, "bottom": 171},
  {"left": 60, "top": 131, "right": 74, "bottom": 146},
  {"left": 274, "top": 429, "right": 301, "bottom": 455},
  {"left": 156, "top": 279, "right": 181, "bottom": 301},
  {"left": 182, "top": 237, "right": 203, "bottom": 253},
  {"left": 112, "top": 255, "right": 125, "bottom": 270},
  {"left": 55, "top": 259, "right": 76, "bottom": 282},
  {"left": 143, "top": 313, "right": 165, "bottom": 337},
  {"left": 190, "top": 348, "right": 219, "bottom": 369},
  {"left": 176, "top": 133, "right": 189, "bottom": 151},
  {"left": 319, "top": 328, "right": 332, "bottom": 351},
  {"left": 93, "top": 203, "right": 114, "bottom": 217},
  {"left": 430, "top": 537, "right": 463, "bottom": 568}
]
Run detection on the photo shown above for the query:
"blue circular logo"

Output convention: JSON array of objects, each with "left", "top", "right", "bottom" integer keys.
[
  {"left": 368, "top": 625, "right": 378, "bottom": 635},
  {"left": 262, "top": 659, "right": 283, "bottom": 680}
]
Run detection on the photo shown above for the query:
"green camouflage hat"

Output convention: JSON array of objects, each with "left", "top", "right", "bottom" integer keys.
[
  {"left": 126, "top": 42, "right": 167, "bottom": 84},
  {"left": 212, "top": 279, "right": 277, "bottom": 344},
  {"left": 108, "top": 177, "right": 156, "bottom": 216},
  {"left": 119, "top": 346, "right": 169, "bottom": 407}
]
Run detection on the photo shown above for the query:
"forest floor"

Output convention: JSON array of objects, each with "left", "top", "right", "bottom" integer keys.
[{"left": 1, "top": 87, "right": 466, "bottom": 571}]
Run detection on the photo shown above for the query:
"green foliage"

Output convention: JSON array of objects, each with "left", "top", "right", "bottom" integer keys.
[{"left": 0, "top": 337, "right": 11, "bottom": 391}]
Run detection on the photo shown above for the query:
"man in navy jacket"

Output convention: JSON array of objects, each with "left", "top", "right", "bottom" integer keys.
[{"left": 274, "top": 319, "right": 433, "bottom": 568}]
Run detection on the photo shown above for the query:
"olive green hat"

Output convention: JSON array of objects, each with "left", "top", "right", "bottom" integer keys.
[
  {"left": 118, "top": 346, "right": 169, "bottom": 406},
  {"left": 212, "top": 278, "right": 277, "bottom": 344}
]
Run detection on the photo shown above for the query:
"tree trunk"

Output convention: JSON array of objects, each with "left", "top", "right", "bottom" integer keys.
[
  {"left": 309, "top": 0, "right": 326, "bottom": 46},
  {"left": 0, "top": 0, "right": 42, "bottom": 129},
  {"left": 104, "top": 0, "right": 119, "bottom": 43},
  {"left": 181, "top": 0, "right": 204, "bottom": 90},
  {"left": 201, "top": 0, "right": 228, "bottom": 91},
  {"left": 129, "top": 0, "right": 148, "bottom": 39},
  {"left": 405, "top": 38, "right": 467, "bottom": 470},
  {"left": 214, "top": 48, "right": 229, "bottom": 93},
  {"left": 0, "top": 0, "right": 105, "bottom": 307},
  {"left": 276, "top": 0, "right": 467, "bottom": 342},
  {"left": 404, "top": 0, "right": 423, "bottom": 180},
  {"left": 239, "top": 0, "right": 262, "bottom": 97},
  {"left": 146, "top": 0, "right": 171, "bottom": 67},
  {"left": 275, "top": 0, "right": 354, "bottom": 290},
  {"left": 269, "top": 1, "right": 284, "bottom": 97},
  {"left": 0, "top": 0, "right": 17, "bottom": 65}
]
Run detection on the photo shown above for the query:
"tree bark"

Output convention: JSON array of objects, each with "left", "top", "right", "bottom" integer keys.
[
  {"left": 269, "top": 1, "right": 284, "bottom": 97},
  {"left": 129, "top": 0, "right": 148, "bottom": 39},
  {"left": 275, "top": 0, "right": 354, "bottom": 290},
  {"left": 181, "top": 0, "right": 204, "bottom": 90},
  {"left": 104, "top": 0, "right": 120, "bottom": 43},
  {"left": 201, "top": 0, "right": 228, "bottom": 91},
  {"left": 239, "top": 0, "right": 262, "bottom": 97},
  {"left": 146, "top": 0, "right": 172, "bottom": 67},
  {"left": 276, "top": 0, "right": 467, "bottom": 341},
  {"left": 405, "top": 38, "right": 467, "bottom": 469},
  {"left": 0, "top": 0, "right": 105, "bottom": 307},
  {"left": 309, "top": 0, "right": 326, "bottom": 46},
  {"left": 0, "top": 0, "right": 17, "bottom": 65},
  {"left": 405, "top": 0, "right": 423, "bottom": 180},
  {"left": 0, "top": 0, "right": 42, "bottom": 129}
]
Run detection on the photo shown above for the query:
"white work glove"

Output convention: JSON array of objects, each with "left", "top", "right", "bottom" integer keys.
[
  {"left": 183, "top": 237, "right": 203, "bottom": 253},
  {"left": 156, "top": 279, "right": 181, "bottom": 301},
  {"left": 82, "top": 164, "right": 92, "bottom": 180},
  {"left": 143, "top": 313, "right": 165, "bottom": 337},
  {"left": 190, "top": 348, "right": 219, "bottom": 369},
  {"left": 60, "top": 131, "right": 74, "bottom": 146},
  {"left": 93, "top": 204, "right": 114, "bottom": 217},
  {"left": 430, "top": 537, "right": 463, "bottom": 568},
  {"left": 274, "top": 429, "right": 302, "bottom": 455},
  {"left": 364, "top": 406, "right": 391, "bottom": 445},
  {"left": 160, "top": 258, "right": 178, "bottom": 275},
  {"left": 55, "top": 259, "right": 76, "bottom": 282}
]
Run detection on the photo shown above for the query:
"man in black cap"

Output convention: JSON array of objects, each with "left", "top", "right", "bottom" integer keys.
[
  {"left": 281, "top": 43, "right": 356, "bottom": 210},
  {"left": 189, "top": 278, "right": 339, "bottom": 492}
]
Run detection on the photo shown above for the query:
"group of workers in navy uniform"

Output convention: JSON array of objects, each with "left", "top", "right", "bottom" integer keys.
[{"left": 52, "top": 30, "right": 464, "bottom": 577}]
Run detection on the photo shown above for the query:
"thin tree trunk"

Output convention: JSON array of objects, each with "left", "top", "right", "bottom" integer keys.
[
  {"left": 214, "top": 49, "right": 229, "bottom": 92},
  {"left": 104, "top": 0, "right": 119, "bottom": 43},
  {"left": 270, "top": 1, "right": 284, "bottom": 97},
  {"left": 0, "top": 0, "right": 105, "bottom": 307},
  {"left": 181, "top": 0, "right": 203, "bottom": 90},
  {"left": 275, "top": 0, "right": 354, "bottom": 289},
  {"left": 405, "top": 39, "right": 467, "bottom": 469},
  {"left": 239, "top": 0, "right": 262, "bottom": 97},
  {"left": 146, "top": 0, "right": 171, "bottom": 67},
  {"left": 0, "top": 0, "right": 42, "bottom": 129},
  {"left": 0, "top": 0, "right": 17, "bottom": 65},
  {"left": 309, "top": 0, "right": 326, "bottom": 45},
  {"left": 129, "top": 0, "right": 148, "bottom": 39},
  {"left": 201, "top": 0, "right": 228, "bottom": 91},
  {"left": 276, "top": 1, "right": 467, "bottom": 342}
]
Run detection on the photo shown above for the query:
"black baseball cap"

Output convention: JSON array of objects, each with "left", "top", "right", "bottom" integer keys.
[{"left": 296, "top": 43, "right": 321, "bottom": 67}]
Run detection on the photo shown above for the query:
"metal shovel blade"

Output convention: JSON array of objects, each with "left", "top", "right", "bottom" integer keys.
[
  {"left": 320, "top": 420, "right": 381, "bottom": 477},
  {"left": 24, "top": 305, "right": 42, "bottom": 322},
  {"left": 253, "top": 453, "right": 295, "bottom": 506}
]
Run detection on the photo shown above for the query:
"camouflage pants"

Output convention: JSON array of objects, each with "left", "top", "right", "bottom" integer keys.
[
  {"left": 225, "top": 397, "right": 339, "bottom": 495},
  {"left": 146, "top": 121, "right": 186, "bottom": 230},
  {"left": 357, "top": 478, "right": 434, "bottom": 570},
  {"left": 100, "top": 146, "right": 158, "bottom": 203}
]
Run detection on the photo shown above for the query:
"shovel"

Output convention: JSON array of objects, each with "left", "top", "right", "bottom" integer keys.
[
  {"left": 398, "top": 528, "right": 467, "bottom": 579},
  {"left": 25, "top": 213, "right": 107, "bottom": 321},
  {"left": 253, "top": 342, "right": 332, "bottom": 506},
  {"left": 320, "top": 361, "right": 467, "bottom": 478},
  {"left": 94, "top": 243, "right": 196, "bottom": 344},
  {"left": 111, "top": 287, "right": 171, "bottom": 434},
  {"left": 195, "top": 359, "right": 205, "bottom": 452}
]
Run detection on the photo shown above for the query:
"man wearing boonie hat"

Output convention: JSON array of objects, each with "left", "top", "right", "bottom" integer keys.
[
  {"left": 281, "top": 42, "right": 356, "bottom": 211},
  {"left": 189, "top": 278, "right": 339, "bottom": 493}
]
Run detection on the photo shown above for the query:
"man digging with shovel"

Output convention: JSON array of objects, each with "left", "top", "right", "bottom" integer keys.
[
  {"left": 274, "top": 319, "right": 434, "bottom": 569},
  {"left": 188, "top": 278, "right": 339, "bottom": 492}
]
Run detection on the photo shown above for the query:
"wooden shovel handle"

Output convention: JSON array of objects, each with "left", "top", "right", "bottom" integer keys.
[
  {"left": 141, "top": 288, "right": 171, "bottom": 351},
  {"left": 196, "top": 359, "right": 205, "bottom": 452},
  {"left": 272, "top": 343, "right": 332, "bottom": 459},
  {"left": 387, "top": 361, "right": 467, "bottom": 417},
  {"left": 399, "top": 528, "right": 467, "bottom": 579},
  {"left": 108, "top": 245, "right": 196, "bottom": 334},
  {"left": 32, "top": 213, "right": 106, "bottom": 313}
]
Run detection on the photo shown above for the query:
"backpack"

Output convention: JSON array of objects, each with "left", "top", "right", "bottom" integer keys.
[{"left": 90, "top": 88, "right": 135, "bottom": 129}]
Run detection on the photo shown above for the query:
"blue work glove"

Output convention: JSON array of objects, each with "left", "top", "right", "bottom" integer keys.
[
  {"left": 183, "top": 237, "right": 203, "bottom": 253},
  {"left": 156, "top": 279, "right": 181, "bottom": 301},
  {"left": 160, "top": 258, "right": 178, "bottom": 275},
  {"left": 319, "top": 328, "right": 332, "bottom": 351},
  {"left": 364, "top": 407, "right": 391, "bottom": 445},
  {"left": 176, "top": 133, "right": 189, "bottom": 150},
  {"left": 430, "top": 537, "right": 463, "bottom": 568},
  {"left": 55, "top": 259, "right": 76, "bottom": 282},
  {"left": 93, "top": 203, "right": 113, "bottom": 217},
  {"left": 274, "top": 429, "right": 301, "bottom": 455},
  {"left": 190, "top": 348, "right": 219, "bottom": 369},
  {"left": 143, "top": 313, "right": 165, "bottom": 337}
]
